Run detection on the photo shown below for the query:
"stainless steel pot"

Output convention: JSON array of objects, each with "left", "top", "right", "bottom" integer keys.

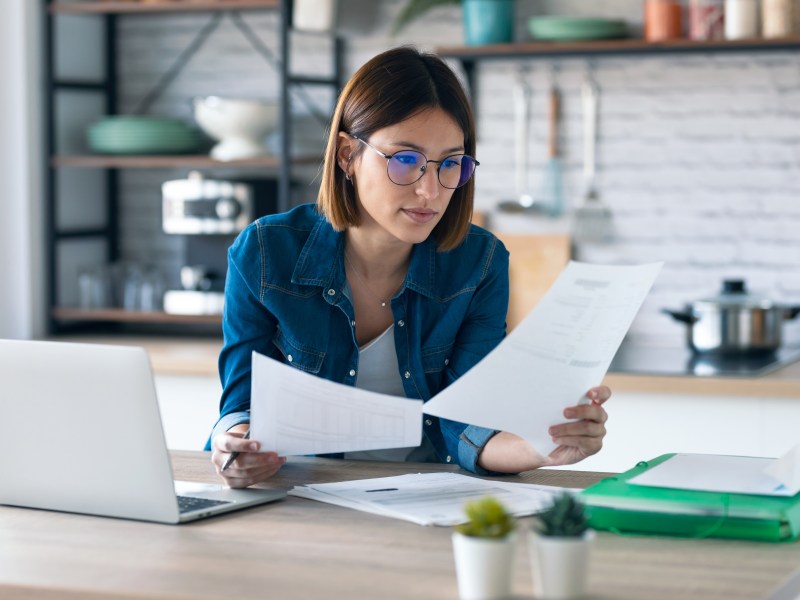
[{"left": 663, "top": 279, "right": 800, "bottom": 355}]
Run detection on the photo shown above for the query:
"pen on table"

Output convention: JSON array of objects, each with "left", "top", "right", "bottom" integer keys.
[{"left": 221, "top": 429, "right": 250, "bottom": 472}]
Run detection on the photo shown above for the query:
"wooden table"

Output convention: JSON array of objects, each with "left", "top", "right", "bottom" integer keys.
[{"left": 1, "top": 452, "right": 798, "bottom": 599}]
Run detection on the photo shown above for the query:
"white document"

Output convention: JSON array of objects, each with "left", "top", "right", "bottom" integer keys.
[
  {"left": 289, "top": 472, "right": 574, "bottom": 526},
  {"left": 422, "top": 261, "right": 662, "bottom": 455},
  {"left": 250, "top": 351, "right": 422, "bottom": 456},
  {"left": 628, "top": 452, "right": 800, "bottom": 497}
]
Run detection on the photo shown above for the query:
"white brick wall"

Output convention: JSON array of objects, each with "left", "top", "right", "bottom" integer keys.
[{"left": 115, "top": 0, "right": 800, "bottom": 345}]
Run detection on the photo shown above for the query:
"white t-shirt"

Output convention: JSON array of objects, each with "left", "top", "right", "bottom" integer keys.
[{"left": 344, "top": 325, "right": 436, "bottom": 462}]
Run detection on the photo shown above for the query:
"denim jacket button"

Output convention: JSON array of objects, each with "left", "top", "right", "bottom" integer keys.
[
  {"left": 287, "top": 354, "right": 293, "bottom": 362},
  {"left": 425, "top": 419, "right": 432, "bottom": 426},
  {"left": 397, "top": 320, "right": 405, "bottom": 327},
  {"left": 444, "top": 358, "right": 449, "bottom": 365},
  {"left": 351, "top": 320, "right": 356, "bottom": 327},
  {"left": 349, "top": 369, "right": 356, "bottom": 377},
  {"left": 327, "top": 289, "right": 336, "bottom": 296},
  {"left": 446, "top": 455, "right": 452, "bottom": 463},
  {"left": 404, "top": 371, "right": 411, "bottom": 379}
]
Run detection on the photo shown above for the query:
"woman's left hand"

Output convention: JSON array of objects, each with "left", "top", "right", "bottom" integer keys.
[{"left": 544, "top": 385, "right": 610, "bottom": 466}]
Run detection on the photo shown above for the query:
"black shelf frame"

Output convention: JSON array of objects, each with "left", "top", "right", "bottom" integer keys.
[{"left": 44, "top": 0, "right": 342, "bottom": 334}]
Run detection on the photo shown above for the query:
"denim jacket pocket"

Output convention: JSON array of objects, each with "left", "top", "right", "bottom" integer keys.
[
  {"left": 272, "top": 328, "right": 325, "bottom": 374},
  {"left": 421, "top": 343, "right": 454, "bottom": 374}
]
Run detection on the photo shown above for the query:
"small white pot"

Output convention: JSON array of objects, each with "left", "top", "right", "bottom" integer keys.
[
  {"left": 452, "top": 532, "right": 516, "bottom": 600},
  {"left": 529, "top": 530, "right": 594, "bottom": 599}
]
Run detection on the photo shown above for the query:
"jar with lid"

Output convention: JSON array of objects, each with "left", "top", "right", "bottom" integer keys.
[
  {"left": 762, "top": 0, "right": 795, "bottom": 37},
  {"left": 725, "top": 0, "right": 760, "bottom": 39},
  {"left": 645, "top": 0, "right": 685, "bottom": 41},
  {"left": 689, "top": 0, "right": 725, "bottom": 39}
]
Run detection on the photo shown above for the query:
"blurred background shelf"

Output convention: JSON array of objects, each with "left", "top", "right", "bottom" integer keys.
[
  {"left": 438, "top": 36, "right": 800, "bottom": 60},
  {"left": 51, "top": 154, "right": 322, "bottom": 168},
  {"left": 52, "top": 307, "right": 222, "bottom": 326},
  {"left": 49, "top": 0, "right": 281, "bottom": 15}
]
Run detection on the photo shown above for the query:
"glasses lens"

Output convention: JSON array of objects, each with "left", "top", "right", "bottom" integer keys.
[
  {"left": 438, "top": 154, "right": 477, "bottom": 189},
  {"left": 387, "top": 151, "right": 425, "bottom": 185}
]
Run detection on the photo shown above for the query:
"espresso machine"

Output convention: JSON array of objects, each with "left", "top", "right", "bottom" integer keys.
[{"left": 161, "top": 171, "right": 277, "bottom": 315}]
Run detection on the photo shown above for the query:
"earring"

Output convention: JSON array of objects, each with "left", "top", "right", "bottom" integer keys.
[{"left": 345, "top": 173, "right": 352, "bottom": 182}]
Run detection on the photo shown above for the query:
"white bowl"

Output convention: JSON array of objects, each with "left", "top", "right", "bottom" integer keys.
[{"left": 193, "top": 96, "right": 279, "bottom": 161}]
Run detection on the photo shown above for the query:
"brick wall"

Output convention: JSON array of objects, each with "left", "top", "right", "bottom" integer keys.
[{"left": 116, "top": 0, "right": 800, "bottom": 345}]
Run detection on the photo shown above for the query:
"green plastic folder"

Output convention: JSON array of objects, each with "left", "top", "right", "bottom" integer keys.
[{"left": 581, "top": 454, "right": 800, "bottom": 542}]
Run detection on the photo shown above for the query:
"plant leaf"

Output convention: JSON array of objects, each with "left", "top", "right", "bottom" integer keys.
[{"left": 392, "top": 0, "right": 461, "bottom": 35}]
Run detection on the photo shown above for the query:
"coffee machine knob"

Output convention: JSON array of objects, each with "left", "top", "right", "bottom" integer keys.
[{"left": 215, "top": 196, "right": 241, "bottom": 220}]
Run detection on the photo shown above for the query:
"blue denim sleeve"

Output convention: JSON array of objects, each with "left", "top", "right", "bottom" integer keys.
[
  {"left": 439, "top": 236, "right": 510, "bottom": 475},
  {"left": 207, "top": 223, "right": 281, "bottom": 448}
]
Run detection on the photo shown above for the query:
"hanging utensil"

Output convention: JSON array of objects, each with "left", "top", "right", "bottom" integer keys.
[
  {"left": 497, "top": 74, "right": 535, "bottom": 213},
  {"left": 535, "top": 78, "right": 564, "bottom": 217},
  {"left": 572, "top": 74, "right": 613, "bottom": 243}
]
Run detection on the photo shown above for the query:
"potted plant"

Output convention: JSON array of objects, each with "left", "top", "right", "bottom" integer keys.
[
  {"left": 451, "top": 496, "right": 517, "bottom": 600},
  {"left": 529, "top": 492, "right": 594, "bottom": 599},
  {"left": 393, "top": 0, "right": 515, "bottom": 46}
]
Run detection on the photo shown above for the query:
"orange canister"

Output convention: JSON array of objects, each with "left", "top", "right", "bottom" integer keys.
[{"left": 645, "top": 0, "right": 685, "bottom": 41}]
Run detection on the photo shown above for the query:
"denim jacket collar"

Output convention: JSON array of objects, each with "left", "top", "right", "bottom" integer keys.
[{"left": 292, "top": 215, "right": 440, "bottom": 300}]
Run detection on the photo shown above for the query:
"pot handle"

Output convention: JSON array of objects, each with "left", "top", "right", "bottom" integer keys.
[
  {"left": 785, "top": 306, "right": 800, "bottom": 320},
  {"left": 661, "top": 308, "right": 697, "bottom": 325}
]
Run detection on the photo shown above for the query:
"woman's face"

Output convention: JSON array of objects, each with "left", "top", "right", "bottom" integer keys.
[{"left": 343, "top": 107, "right": 465, "bottom": 247}]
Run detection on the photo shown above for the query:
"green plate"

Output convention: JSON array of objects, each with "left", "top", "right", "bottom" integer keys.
[
  {"left": 528, "top": 17, "right": 628, "bottom": 41},
  {"left": 87, "top": 116, "right": 202, "bottom": 154}
]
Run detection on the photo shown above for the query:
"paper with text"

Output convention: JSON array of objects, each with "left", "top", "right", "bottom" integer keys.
[
  {"left": 422, "top": 261, "right": 662, "bottom": 455},
  {"left": 250, "top": 351, "right": 423, "bottom": 456},
  {"left": 289, "top": 472, "right": 575, "bottom": 526}
]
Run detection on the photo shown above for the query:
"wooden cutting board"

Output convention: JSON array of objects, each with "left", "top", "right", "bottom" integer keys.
[{"left": 472, "top": 210, "right": 571, "bottom": 332}]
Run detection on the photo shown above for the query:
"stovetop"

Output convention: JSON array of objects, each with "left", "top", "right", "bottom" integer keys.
[{"left": 608, "top": 343, "right": 800, "bottom": 378}]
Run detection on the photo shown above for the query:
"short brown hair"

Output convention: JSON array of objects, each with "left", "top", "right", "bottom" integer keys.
[{"left": 317, "top": 46, "right": 476, "bottom": 251}]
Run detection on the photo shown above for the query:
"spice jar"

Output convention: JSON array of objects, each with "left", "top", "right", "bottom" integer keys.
[
  {"left": 725, "top": 0, "right": 760, "bottom": 39},
  {"left": 762, "top": 0, "right": 795, "bottom": 37},
  {"left": 689, "top": 0, "right": 725, "bottom": 39},
  {"left": 645, "top": 0, "right": 685, "bottom": 41}
]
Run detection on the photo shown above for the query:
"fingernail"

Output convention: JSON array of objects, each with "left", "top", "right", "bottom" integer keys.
[
  {"left": 565, "top": 409, "right": 575, "bottom": 418},
  {"left": 548, "top": 427, "right": 555, "bottom": 435},
  {"left": 589, "top": 391, "right": 598, "bottom": 400},
  {"left": 249, "top": 442, "right": 259, "bottom": 451}
]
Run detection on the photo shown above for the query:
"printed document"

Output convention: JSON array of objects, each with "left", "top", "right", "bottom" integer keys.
[
  {"left": 289, "top": 472, "right": 578, "bottom": 526},
  {"left": 423, "top": 261, "right": 662, "bottom": 455},
  {"left": 251, "top": 261, "right": 661, "bottom": 456}
]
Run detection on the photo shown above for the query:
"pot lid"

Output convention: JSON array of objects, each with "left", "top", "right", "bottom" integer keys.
[{"left": 692, "top": 279, "right": 776, "bottom": 309}]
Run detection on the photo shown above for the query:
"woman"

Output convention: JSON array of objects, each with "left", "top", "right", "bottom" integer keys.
[{"left": 210, "top": 46, "right": 610, "bottom": 488}]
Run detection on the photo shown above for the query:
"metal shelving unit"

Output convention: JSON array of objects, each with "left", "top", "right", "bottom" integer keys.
[{"left": 44, "top": 0, "right": 342, "bottom": 333}]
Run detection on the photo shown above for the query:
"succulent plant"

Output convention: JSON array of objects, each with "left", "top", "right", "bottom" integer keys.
[
  {"left": 534, "top": 492, "right": 590, "bottom": 537},
  {"left": 455, "top": 496, "right": 516, "bottom": 539}
]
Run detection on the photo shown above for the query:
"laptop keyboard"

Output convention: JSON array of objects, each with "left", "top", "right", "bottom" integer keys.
[{"left": 177, "top": 495, "right": 231, "bottom": 514}]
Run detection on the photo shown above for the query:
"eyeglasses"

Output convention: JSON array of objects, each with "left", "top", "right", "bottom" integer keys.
[{"left": 350, "top": 134, "right": 479, "bottom": 190}]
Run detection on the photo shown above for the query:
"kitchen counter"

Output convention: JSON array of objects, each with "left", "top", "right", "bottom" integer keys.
[{"left": 53, "top": 335, "right": 800, "bottom": 398}]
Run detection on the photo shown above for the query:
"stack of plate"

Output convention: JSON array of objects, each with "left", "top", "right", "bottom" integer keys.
[
  {"left": 87, "top": 116, "right": 202, "bottom": 155},
  {"left": 528, "top": 17, "right": 628, "bottom": 41}
]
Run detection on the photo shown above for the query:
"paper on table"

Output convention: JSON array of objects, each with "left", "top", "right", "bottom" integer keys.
[
  {"left": 628, "top": 452, "right": 800, "bottom": 497},
  {"left": 765, "top": 444, "right": 800, "bottom": 491},
  {"left": 250, "top": 351, "right": 422, "bottom": 456},
  {"left": 289, "top": 472, "right": 573, "bottom": 526},
  {"left": 422, "top": 261, "right": 662, "bottom": 455}
]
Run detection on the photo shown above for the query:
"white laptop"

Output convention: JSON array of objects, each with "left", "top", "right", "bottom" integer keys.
[{"left": 0, "top": 339, "right": 285, "bottom": 524}]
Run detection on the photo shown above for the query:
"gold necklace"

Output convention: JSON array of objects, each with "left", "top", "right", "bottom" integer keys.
[{"left": 344, "top": 252, "right": 392, "bottom": 308}]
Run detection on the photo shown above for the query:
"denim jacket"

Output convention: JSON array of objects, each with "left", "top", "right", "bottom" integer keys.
[{"left": 209, "top": 203, "right": 510, "bottom": 475}]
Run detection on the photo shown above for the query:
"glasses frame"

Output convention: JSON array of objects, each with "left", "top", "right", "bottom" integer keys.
[{"left": 349, "top": 134, "right": 479, "bottom": 189}]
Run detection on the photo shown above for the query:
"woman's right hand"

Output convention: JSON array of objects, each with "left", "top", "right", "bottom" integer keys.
[{"left": 211, "top": 428, "right": 286, "bottom": 488}]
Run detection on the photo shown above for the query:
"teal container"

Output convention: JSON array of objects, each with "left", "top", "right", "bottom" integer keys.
[{"left": 463, "top": 0, "right": 515, "bottom": 46}]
